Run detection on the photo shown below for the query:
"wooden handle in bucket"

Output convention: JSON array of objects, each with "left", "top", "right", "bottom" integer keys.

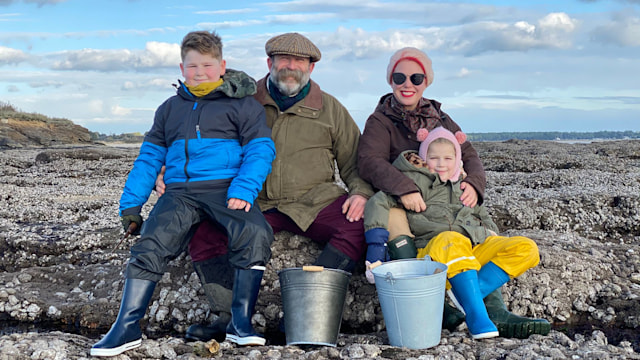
[{"left": 302, "top": 265, "right": 324, "bottom": 272}]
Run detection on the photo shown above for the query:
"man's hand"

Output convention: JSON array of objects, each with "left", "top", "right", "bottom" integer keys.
[
  {"left": 399, "top": 192, "right": 426, "bottom": 213},
  {"left": 459, "top": 182, "right": 478, "bottom": 208},
  {"left": 155, "top": 166, "right": 167, "bottom": 197},
  {"left": 120, "top": 214, "right": 143, "bottom": 235},
  {"left": 342, "top": 194, "right": 367, "bottom": 222},
  {"left": 228, "top": 198, "right": 251, "bottom": 212}
]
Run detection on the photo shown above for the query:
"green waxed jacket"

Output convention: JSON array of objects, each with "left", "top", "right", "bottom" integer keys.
[
  {"left": 364, "top": 150, "right": 499, "bottom": 248},
  {"left": 254, "top": 75, "right": 374, "bottom": 230}
]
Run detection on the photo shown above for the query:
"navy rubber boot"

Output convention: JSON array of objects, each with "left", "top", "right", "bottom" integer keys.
[
  {"left": 365, "top": 228, "right": 389, "bottom": 264},
  {"left": 91, "top": 278, "right": 156, "bottom": 357},
  {"left": 225, "top": 267, "right": 266, "bottom": 346}
]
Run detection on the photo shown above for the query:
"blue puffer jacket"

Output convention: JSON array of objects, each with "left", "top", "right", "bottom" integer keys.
[{"left": 120, "top": 69, "right": 275, "bottom": 216}]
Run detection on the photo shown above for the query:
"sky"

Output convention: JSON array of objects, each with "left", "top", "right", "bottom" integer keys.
[{"left": 1, "top": 0, "right": 639, "bottom": 135}]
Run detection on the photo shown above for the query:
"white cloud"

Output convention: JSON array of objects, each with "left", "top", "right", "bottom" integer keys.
[
  {"left": 88, "top": 99, "right": 103, "bottom": 114},
  {"left": 315, "top": 13, "right": 579, "bottom": 61},
  {"left": 0, "top": 0, "right": 66, "bottom": 6},
  {"left": 591, "top": 12, "right": 640, "bottom": 47},
  {"left": 197, "top": 19, "right": 265, "bottom": 30},
  {"left": 0, "top": 46, "right": 28, "bottom": 64},
  {"left": 111, "top": 104, "right": 132, "bottom": 116},
  {"left": 48, "top": 41, "right": 180, "bottom": 72},
  {"left": 266, "top": 13, "right": 336, "bottom": 24},
  {"left": 456, "top": 67, "right": 472, "bottom": 78},
  {"left": 121, "top": 78, "right": 174, "bottom": 91},
  {"left": 28, "top": 80, "right": 63, "bottom": 88},
  {"left": 195, "top": 8, "right": 257, "bottom": 15}
]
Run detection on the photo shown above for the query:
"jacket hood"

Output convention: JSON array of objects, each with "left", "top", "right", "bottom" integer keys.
[
  {"left": 392, "top": 150, "right": 437, "bottom": 178},
  {"left": 177, "top": 68, "right": 257, "bottom": 100}
]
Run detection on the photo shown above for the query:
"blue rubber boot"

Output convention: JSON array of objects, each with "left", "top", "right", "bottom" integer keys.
[
  {"left": 449, "top": 270, "right": 499, "bottom": 339},
  {"left": 365, "top": 228, "right": 389, "bottom": 264},
  {"left": 91, "top": 278, "right": 156, "bottom": 357},
  {"left": 225, "top": 267, "right": 266, "bottom": 346},
  {"left": 478, "top": 261, "right": 511, "bottom": 298}
]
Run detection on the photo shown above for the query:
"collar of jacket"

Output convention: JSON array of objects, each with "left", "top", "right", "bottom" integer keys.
[
  {"left": 255, "top": 74, "right": 323, "bottom": 115},
  {"left": 376, "top": 93, "right": 444, "bottom": 121},
  {"left": 176, "top": 69, "right": 257, "bottom": 101}
]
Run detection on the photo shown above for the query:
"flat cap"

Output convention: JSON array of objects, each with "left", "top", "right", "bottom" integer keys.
[{"left": 265, "top": 32, "right": 321, "bottom": 63}]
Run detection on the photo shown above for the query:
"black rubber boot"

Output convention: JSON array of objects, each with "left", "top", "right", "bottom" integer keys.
[
  {"left": 387, "top": 235, "right": 418, "bottom": 260},
  {"left": 91, "top": 278, "right": 156, "bottom": 357},
  {"left": 186, "top": 256, "right": 234, "bottom": 342},
  {"left": 484, "top": 288, "right": 551, "bottom": 338},
  {"left": 225, "top": 267, "right": 266, "bottom": 346},
  {"left": 314, "top": 243, "right": 356, "bottom": 273},
  {"left": 442, "top": 301, "right": 466, "bottom": 332}
]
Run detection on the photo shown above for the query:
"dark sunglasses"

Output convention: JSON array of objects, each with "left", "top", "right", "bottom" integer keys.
[{"left": 392, "top": 72, "right": 425, "bottom": 86}]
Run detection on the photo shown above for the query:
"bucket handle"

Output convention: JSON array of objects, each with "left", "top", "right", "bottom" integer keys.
[
  {"left": 302, "top": 265, "right": 325, "bottom": 272},
  {"left": 384, "top": 272, "right": 396, "bottom": 284}
]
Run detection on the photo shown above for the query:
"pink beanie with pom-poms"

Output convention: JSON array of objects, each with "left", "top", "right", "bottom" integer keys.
[{"left": 417, "top": 127, "right": 467, "bottom": 182}]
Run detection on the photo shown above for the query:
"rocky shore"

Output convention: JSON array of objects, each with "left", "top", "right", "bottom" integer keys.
[{"left": 0, "top": 139, "right": 639, "bottom": 359}]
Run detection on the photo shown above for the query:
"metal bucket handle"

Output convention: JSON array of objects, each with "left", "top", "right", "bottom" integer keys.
[
  {"left": 383, "top": 255, "right": 434, "bottom": 284},
  {"left": 384, "top": 271, "right": 396, "bottom": 284}
]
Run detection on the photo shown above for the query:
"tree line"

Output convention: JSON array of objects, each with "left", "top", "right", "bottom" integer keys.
[{"left": 466, "top": 131, "right": 640, "bottom": 142}]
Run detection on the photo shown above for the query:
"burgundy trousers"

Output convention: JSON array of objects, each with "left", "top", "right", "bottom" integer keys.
[{"left": 189, "top": 194, "right": 366, "bottom": 263}]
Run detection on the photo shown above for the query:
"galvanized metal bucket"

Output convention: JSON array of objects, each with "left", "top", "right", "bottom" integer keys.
[
  {"left": 372, "top": 258, "right": 448, "bottom": 349},
  {"left": 278, "top": 266, "right": 351, "bottom": 346}
]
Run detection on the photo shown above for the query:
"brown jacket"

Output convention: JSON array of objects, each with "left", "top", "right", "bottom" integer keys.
[
  {"left": 254, "top": 75, "right": 374, "bottom": 230},
  {"left": 357, "top": 94, "right": 486, "bottom": 203}
]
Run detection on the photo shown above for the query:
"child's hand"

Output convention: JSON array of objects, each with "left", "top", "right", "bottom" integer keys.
[
  {"left": 227, "top": 198, "right": 251, "bottom": 212},
  {"left": 399, "top": 192, "right": 426, "bottom": 212}
]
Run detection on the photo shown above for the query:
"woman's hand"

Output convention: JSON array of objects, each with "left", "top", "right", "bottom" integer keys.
[
  {"left": 399, "top": 192, "right": 426, "bottom": 212},
  {"left": 155, "top": 166, "right": 167, "bottom": 196},
  {"left": 460, "top": 182, "right": 478, "bottom": 208}
]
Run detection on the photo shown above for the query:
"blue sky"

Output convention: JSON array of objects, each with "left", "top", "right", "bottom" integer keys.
[{"left": 1, "top": 0, "right": 639, "bottom": 134}]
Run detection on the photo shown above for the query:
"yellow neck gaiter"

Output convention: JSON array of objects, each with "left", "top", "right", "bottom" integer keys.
[{"left": 186, "top": 79, "right": 224, "bottom": 97}]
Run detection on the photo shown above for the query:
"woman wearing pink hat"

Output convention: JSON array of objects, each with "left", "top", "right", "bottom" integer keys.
[{"left": 357, "top": 47, "right": 550, "bottom": 338}]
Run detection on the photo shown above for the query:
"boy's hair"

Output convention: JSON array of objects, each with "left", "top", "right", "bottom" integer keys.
[{"left": 181, "top": 31, "right": 223, "bottom": 61}]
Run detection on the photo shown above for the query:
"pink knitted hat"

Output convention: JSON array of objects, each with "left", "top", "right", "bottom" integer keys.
[
  {"left": 386, "top": 47, "right": 434, "bottom": 87},
  {"left": 417, "top": 127, "right": 467, "bottom": 182}
]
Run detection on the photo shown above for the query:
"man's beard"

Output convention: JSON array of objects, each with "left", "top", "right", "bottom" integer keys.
[{"left": 270, "top": 65, "right": 311, "bottom": 96}]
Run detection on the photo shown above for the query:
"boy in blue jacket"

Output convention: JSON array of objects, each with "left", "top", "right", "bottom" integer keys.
[{"left": 91, "top": 31, "right": 276, "bottom": 357}]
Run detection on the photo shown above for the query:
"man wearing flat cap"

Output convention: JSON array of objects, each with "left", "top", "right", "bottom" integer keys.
[{"left": 179, "top": 32, "right": 374, "bottom": 342}]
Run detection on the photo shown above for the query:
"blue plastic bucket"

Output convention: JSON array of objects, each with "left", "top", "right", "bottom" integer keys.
[{"left": 371, "top": 258, "right": 448, "bottom": 349}]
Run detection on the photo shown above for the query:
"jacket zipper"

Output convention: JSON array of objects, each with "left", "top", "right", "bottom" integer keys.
[{"left": 183, "top": 101, "right": 198, "bottom": 181}]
